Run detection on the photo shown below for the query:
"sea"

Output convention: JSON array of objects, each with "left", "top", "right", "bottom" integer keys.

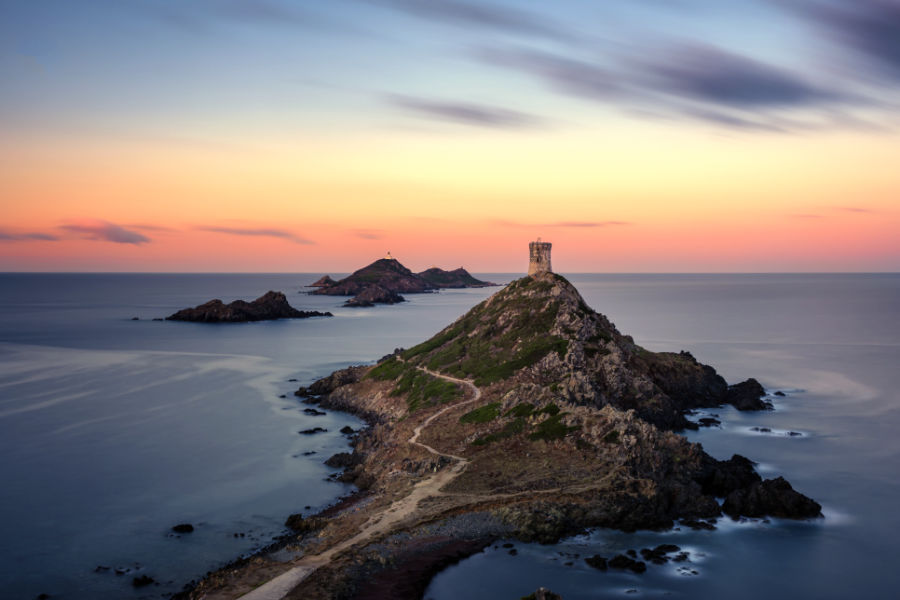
[{"left": 0, "top": 273, "right": 898, "bottom": 599}]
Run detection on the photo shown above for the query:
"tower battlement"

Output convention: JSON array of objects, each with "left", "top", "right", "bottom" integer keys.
[{"left": 528, "top": 239, "right": 552, "bottom": 275}]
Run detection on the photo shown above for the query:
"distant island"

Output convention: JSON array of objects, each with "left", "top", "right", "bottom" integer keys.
[
  {"left": 184, "top": 242, "right": 819, "bottom": 599},
  {"left": 166, "top": 291, "right": 332, "bottom": 323},
  {"left": 310, "top": 253, "right": 496, "bottom": 307}
]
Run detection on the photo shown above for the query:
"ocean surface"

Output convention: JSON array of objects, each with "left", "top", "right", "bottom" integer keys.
[{"left": 1, "top": 273, "right": 898, "bottom": 599}]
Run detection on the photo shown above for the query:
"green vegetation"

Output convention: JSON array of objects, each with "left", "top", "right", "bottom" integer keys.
[
  {"left": 504, "top": 403, "right": 535, "bottom": 418},
  {"left": 400, "top": 276, "right": 571, "bottom": 386},
  {"left": 473, "top": 417, "right": 527, "bottom": 446},
  {"left": 528, "top": 413, "right": 580, "bottom": 442},
  {"left": 392, "top": 369, "right": 460, "bottom": 412},
  {"left": 459, "top": 402, "right": 501, "bottom": 424},
  {"left": 366, "top": 358, "right": 461, "bottom": 412},
  {"left": 366, "top": 358, "right": 406, "bottom": 381},
  {"left": 539, "top": 402, "right": 561, "bottom": 416}
]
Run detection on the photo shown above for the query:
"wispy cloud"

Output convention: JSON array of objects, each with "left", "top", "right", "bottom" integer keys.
[
  {"left": 780, "top": 0, "right": 900, "bottom": 83},
  {"left": 835, "top": 206, "right": 874, "bottom": 214},
  {"left": 357, "top": 0, "right": 570, "bottom": 41},
  {"left": 197, "top": 226, "right": 314, "bottom": 244},
  {"left": 0, "top": 229, "right": 60, "bottom": 242},
  {"left": 478, "top": 42, "right": 858, "bottom": 133},
  {"left": 128, "top": 223, "right": 177, "bottom": 232},
  {"left": 492, "top": 219, "right": 632, "bottom": 228},
  {"left": 385, "top": 94, "right": 546, "bottom": 129},
  {"left": 791, "top": 213, "right": 824, "bottom": 219},
  {"left": 60, "top": 221, "right": 151, "bottom": 244},
  {"left": 354, "top": 229, "right": 384, "bottom": 240}
]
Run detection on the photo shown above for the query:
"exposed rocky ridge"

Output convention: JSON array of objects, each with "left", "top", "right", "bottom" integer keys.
[
  {"left": 309, "top": 275, "right": 337, "bottom": 288},
  {"left": 310, "top": 258, "right": 494, "bottom": 307},
  {"left": 417, "top": 267, "right": 496, "bottom": 288},
  {"left": 166, "top": 291, "right": 332, "bottom": 323},
  {"left": 183, "top": 273, "right": 820, "bottom": 600},
  {"left": 344, "top": 284, "right": 405, "bottom": 307}
]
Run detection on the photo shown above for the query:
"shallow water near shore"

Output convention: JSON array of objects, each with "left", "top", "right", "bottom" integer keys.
[{"left": 1, "top": 273, "right": 898, "bottom": 599}]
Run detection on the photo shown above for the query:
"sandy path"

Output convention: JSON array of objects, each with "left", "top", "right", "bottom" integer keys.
[{"left": 237, "top": 369, "right": 481, "bottom": 600}]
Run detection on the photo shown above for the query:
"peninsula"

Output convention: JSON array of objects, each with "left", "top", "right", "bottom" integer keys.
[
  {"left": 183, "top": 242, "right": 819, "bottom": 599},
  {"left": 167, "top": 291, "right": 332, "bottom": 323},
  {"left": 310, "top": 254, "right": 496, "bottom": 307}
]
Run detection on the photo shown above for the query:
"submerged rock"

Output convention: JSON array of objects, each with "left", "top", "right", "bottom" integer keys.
[{"left": 166, "top": 291, "right": 331, "bottom": 323}]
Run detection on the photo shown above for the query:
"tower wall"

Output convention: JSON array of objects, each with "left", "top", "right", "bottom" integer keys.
[{"left": 528, "top": 240, "right": 552, "bottom": 275}]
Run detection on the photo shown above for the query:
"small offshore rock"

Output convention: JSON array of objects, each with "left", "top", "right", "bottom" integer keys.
[
  {"left": 723, "top": 476, "right": 822, "bottom": 519},
  {"left": 299, "top": 427, "right": 327, "bottom": 435},
  {"left": 172, "top": 523, "right": 194, "bottom": 533},
  {"left": 584, "top": 555, "right": 608, "bottom": 570},
  {"left": 132, "top": 575, "right": 155, "bottom": 587},
  {"left": 520, "top": 587, "right": 563, "bottom": 600},
  {"left": 698, "top": 417, "right": 721, "bottom": 427},
  {"left": 774, "top": 391, "right": 786, "bottom": 397},
  {"left": 340, "top": 425, "right": 356, "bottom": 435},
  {"left": 726, "top": 378, "right": 772, "bottom": 411},
  {"left": 608, "top": 554, "right": 647, "bottom": 573},
  {"left": 303, "top": 408, "right": 326, "bottom": 416}
]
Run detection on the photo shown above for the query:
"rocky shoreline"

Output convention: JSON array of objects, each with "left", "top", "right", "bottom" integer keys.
[{"left": 176, "top": 272, "right": 820, "bottom": 600}]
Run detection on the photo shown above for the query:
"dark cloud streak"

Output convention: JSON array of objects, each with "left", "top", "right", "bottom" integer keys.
[
  {"left": 0, "top": 230, "right": 60, "bottom": 241},
  {"left": 60, "top": 221, "right": 151, "bottom": 244},
  {"left": 197, "top": 226, "right": 314, "bottom": 245},
  {"left": 358, "top": 0, "right": 570, "bottom": 41},
  {"left": 386, "top": 94, "right": 545, "bottom": 129}
]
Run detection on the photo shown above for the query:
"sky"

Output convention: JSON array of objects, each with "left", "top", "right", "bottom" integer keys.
[{"left": 1, "top": 0, "right": 898, "bottom": 273}]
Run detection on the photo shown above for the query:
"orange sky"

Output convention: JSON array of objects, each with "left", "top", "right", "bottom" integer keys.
[{"left": 2, "top": 1, "right": 898, "bottom": 272}]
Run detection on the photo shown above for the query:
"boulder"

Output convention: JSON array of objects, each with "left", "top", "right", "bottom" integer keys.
[
  {"left": 722, "top": 476, "right": 822, "bottom": 519},
  {"left": 726, "top": 378, "right": 772, "bottom": 411}
]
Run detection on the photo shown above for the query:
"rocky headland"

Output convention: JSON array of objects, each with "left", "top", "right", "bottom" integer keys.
[
  {"left": 166, "top": 291, "right": 332, "bottom": 323},
  {"left": 311, "top": 258, "right": 495, "bottom": 307},
  {"left": 182, "top": 273, "right": 819, "bottom": 599}
]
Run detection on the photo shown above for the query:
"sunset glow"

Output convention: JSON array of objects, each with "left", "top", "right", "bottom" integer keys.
[{"left": 2, "top": 1, "right": 898, "bottom": 272}]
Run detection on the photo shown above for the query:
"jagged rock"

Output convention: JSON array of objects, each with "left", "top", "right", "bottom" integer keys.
[
  {"left": 695, "top": 454, "right": 761, "bottom": 497},
  {"left": 722, "top": 477, "right": 822, "bottom": 519},
  {"left": 132, "top": 575, "right": 155, "bottom": 587},
  {"left": 584, "top": 555, "right": 608, "bottom": 570},
  {"left": 417, "top": 267, "right": 495, "bottom": 288},
  {"left": 521, "top": 587, "right": 563, "bottom": 600},
  {"left": 285, "top": 514, "right": 326, "bottom": 533},
  {"left": 311, "top": 258, "right": 435, "bottom": 296},
  {"left": 166, "top": 291, "right": 332, "bottom": 323},
  {"left": 299, "top": 427, "right": 327, "bottom": 435},
  {"left": 726, "top": 378, "right": 772, "bottom": 411},
  {"left": 303, "top": 408, "right": 326, "bottom": 416},
  {"left": 608, "top": 554, "right": 647, "bottom": 573},
  {"left": 339, "top": 426, "right": 356, "bottom": 435},
  {"left": 300, "top": 365, "right": 367, "bottom": 397},
  {"left": 344, "top": 284, "right": 405, "bottom": 307},
  {"left": 309, "top": 275, "right": 337, "bottom": 288},
  {"left": 324, "top": 452, "right": 359, "bottom": 468}
]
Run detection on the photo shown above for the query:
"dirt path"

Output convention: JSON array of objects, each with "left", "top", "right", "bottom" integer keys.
[{"left": 236, "top": 368, "right": 481, "bottom": 600}]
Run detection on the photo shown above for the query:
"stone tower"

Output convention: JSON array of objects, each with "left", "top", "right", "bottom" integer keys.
[{"left": 528, "top": 239, "right": 552, "bottom": 275}]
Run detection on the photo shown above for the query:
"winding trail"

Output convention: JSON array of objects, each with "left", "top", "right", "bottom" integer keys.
[{"left": 236, "top": 368, "right": 481, "bottom": 600}]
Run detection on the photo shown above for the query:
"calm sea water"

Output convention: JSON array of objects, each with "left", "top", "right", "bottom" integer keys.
[{"left": 1, "top": 273, "right": 898, "bottom": 599}]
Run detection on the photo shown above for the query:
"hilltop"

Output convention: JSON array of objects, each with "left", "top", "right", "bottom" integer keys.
[
  {"left": 310, "top": 257, "right": 495, "bottom": 307},
  {"left": 185, "top": 272, "right": 820, "bottom": 599}
]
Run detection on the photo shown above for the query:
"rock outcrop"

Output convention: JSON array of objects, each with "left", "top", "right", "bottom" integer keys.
[
  {"left": 344, "top": 284, "right": 405, "bottom": 307},
  {"left": 183, "top": 272, "right": 820, "bottom": 600},
  {"left": 310, "top": 258, "right": 494, "bottom": 307},
  {"left": 309, "top": 275, "right": 337, "bottom": 288},
  {"left": 166, "top": 291, "right": 331, "bottom": 323},
  {"left": 417, "top": 267, "right": 495, "bottom": 288}
]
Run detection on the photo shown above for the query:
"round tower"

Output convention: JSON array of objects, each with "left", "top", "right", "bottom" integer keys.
[{"left": 528, "top": 238, "right": 552, "bottom": 275}]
